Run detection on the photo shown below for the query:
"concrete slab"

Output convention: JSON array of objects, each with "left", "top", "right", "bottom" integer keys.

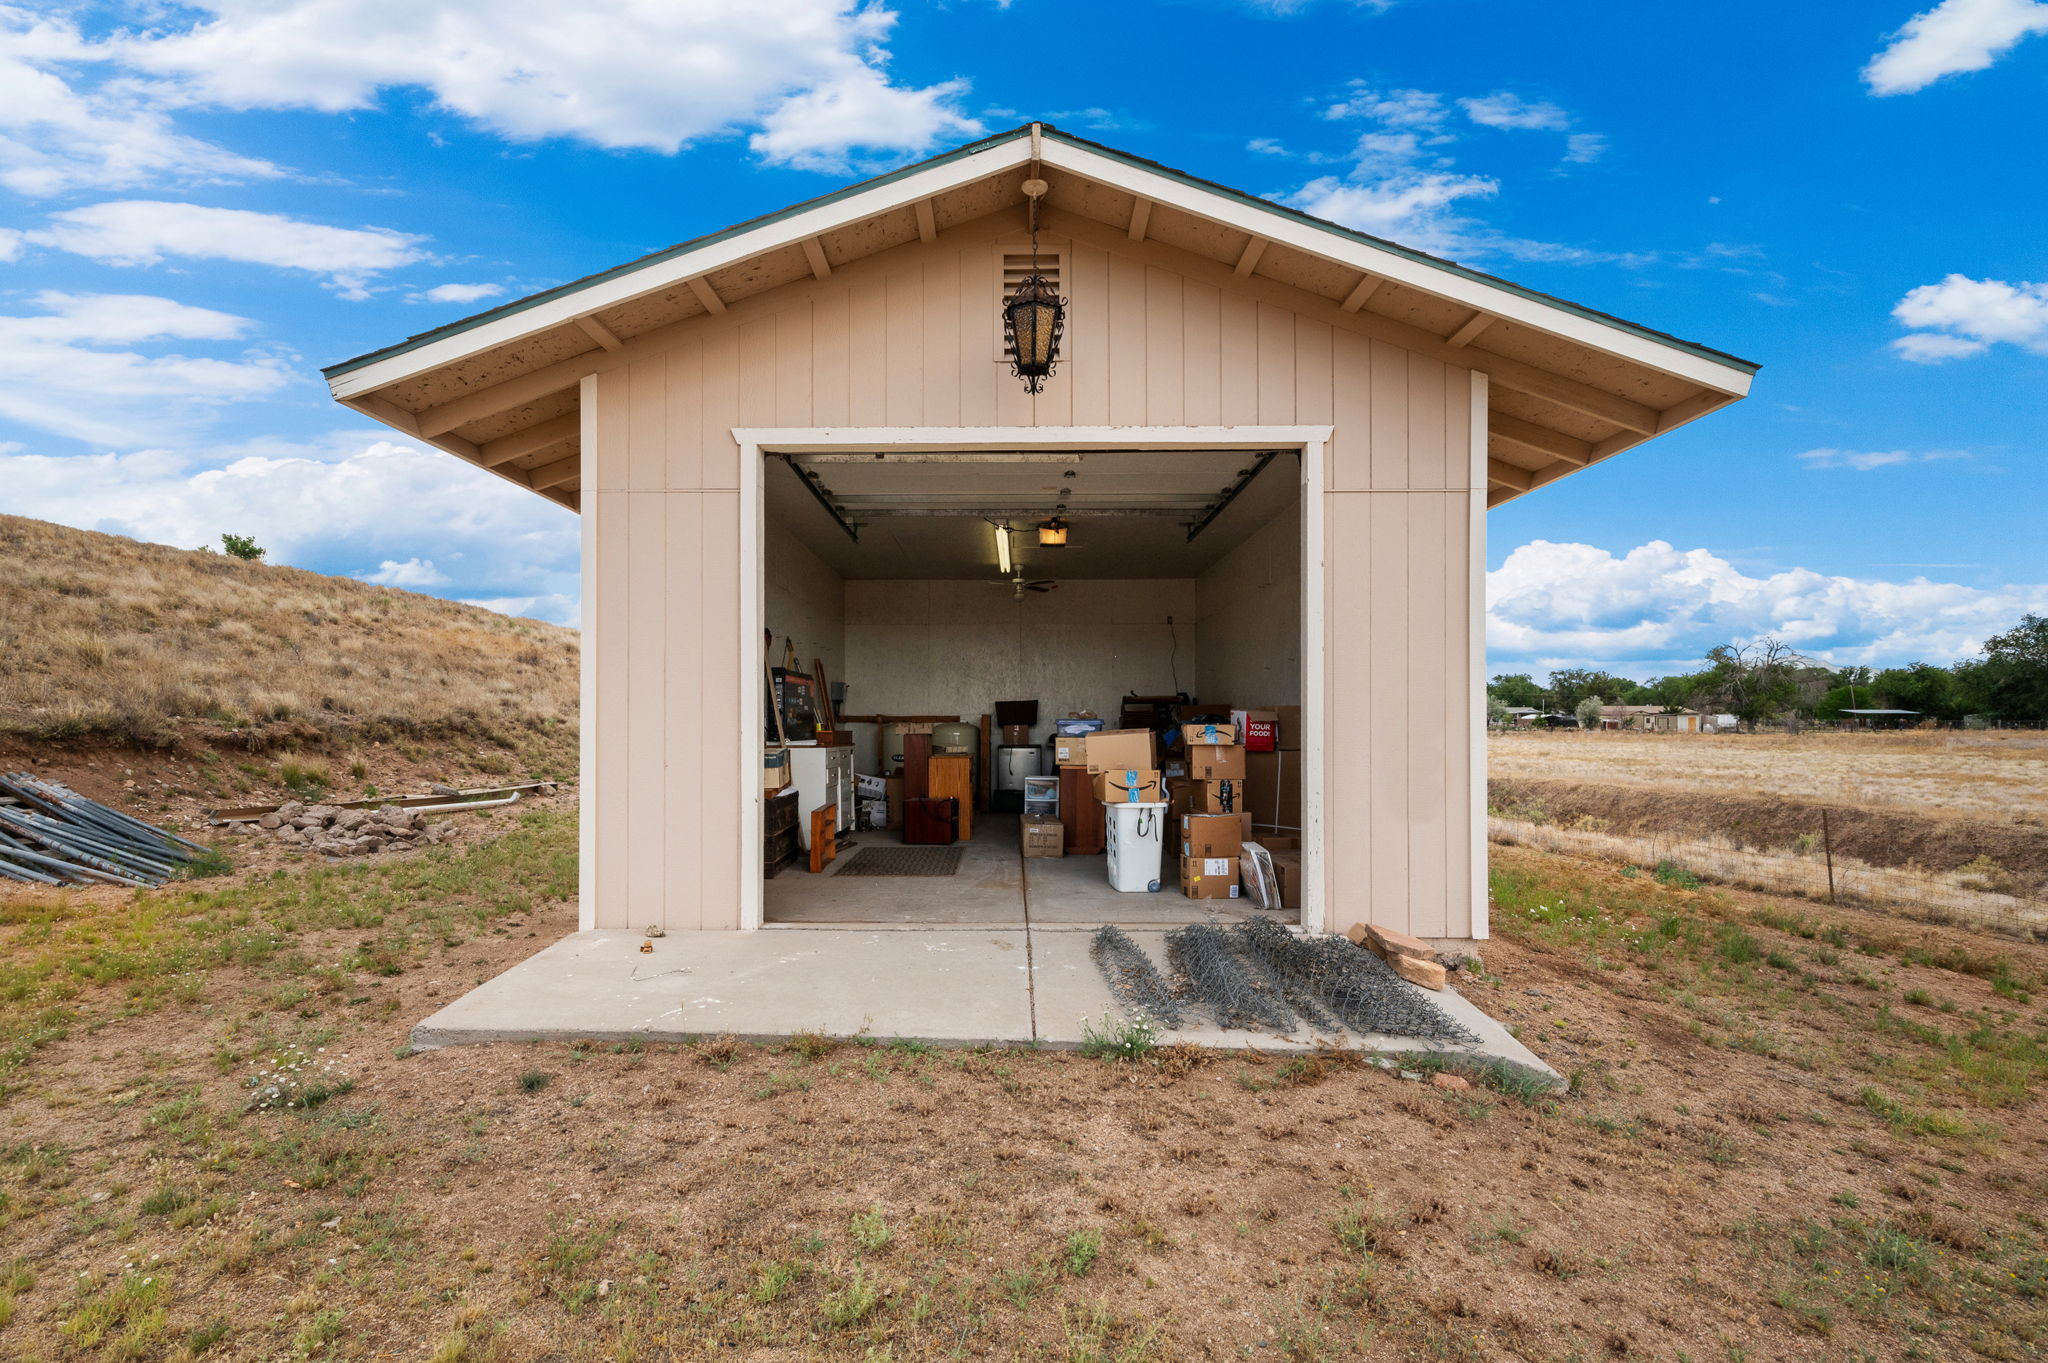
[
  {"left": 411, "top": 928, "right": 1036, "bottom": 1049},
  {"left": 412, "top": 924, "right": 1559, "bottom": 1089}
]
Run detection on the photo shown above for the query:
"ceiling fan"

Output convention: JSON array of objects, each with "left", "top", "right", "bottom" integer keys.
[
  {"left": 986, "top": 570, "right": 1058, "bottom": 599},
  {"left": 987, "top": 522, "right": 1057, "bottom": 597}
]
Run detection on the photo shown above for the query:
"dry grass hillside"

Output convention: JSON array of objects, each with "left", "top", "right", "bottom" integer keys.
[{"left": 0, "top": 514, "right": 577, "bottom": 760}]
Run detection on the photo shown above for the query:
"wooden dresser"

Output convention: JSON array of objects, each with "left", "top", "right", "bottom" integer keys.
[{"left": 926, "top": 754, "right": 974, "bottom": 842}]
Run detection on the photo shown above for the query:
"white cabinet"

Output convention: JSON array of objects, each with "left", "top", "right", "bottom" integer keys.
[{"left": 788, "top": 744, "right": 854, "bottom": 850}]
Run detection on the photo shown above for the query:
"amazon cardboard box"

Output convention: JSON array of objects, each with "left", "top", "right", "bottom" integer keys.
[
  {"left": 1192, "top": 778, "right": 1244, "bottom": 815},
  {"left": 1185, "top": 743, "right": 1246, "bottom": 782},
  {"left": 1180, "top": 854, "right": 1242, "bottom": 900},
  {"left": 1084, "top": 728, "right": 1156, "bottom": 775},
  {"left": 1177, "top": 720, "right": 1238, "bottom": 746},
  {"left": 1245, "top": 750, "right": 1300, "bottom": 830},
  {"left": 1094, "top": 768, "right": 1163, "bottom": 804},
  {"left": 1051, "top": 733, "right": 1089, "bottom": 768},
  {"left": 1180, "top": 812, "right": 1247, "bottom": 859}
]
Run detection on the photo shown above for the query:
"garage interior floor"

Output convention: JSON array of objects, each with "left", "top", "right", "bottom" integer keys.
[{"left": 764, "top": 812, "right": 1297, "bottom": 929}]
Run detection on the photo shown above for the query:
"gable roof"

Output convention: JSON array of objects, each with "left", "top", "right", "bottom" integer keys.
[{"left": 324, "top": 122, "right": 1756, "bottom": 513}]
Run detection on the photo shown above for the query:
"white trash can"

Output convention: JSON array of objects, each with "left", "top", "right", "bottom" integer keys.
[{"left": 1103, "top": 801, "right": 1167, "bottom": 893}]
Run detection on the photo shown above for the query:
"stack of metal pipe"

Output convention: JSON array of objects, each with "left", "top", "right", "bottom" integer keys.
[{"left": 0, "top": 772, "right": 213, "bottom": 888}]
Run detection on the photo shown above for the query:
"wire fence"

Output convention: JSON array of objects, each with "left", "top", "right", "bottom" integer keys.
[{"left": 1488, "top": 816, "right": 2047, "bottom": 939}]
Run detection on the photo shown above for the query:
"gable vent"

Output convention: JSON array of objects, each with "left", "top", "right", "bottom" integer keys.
[{"left": 995, "top": 247, "right": 1066, "bottom": 363}]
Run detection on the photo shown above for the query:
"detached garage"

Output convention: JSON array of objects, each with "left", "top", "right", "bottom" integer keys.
[{"left": 325, "top": 123, "right": 1754, "bottom": 948}]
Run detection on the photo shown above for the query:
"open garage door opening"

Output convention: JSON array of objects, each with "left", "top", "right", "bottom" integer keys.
[{"left": 754, "top": 441, "right": 1308, "bottom": 930}]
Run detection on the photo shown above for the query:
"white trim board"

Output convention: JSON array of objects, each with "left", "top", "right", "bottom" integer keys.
[
  {"left": 330, "top": 134, "right": 1751, "bottom": 405},
  {"left": 736, "top": 424, "right": 1332, "bottom": 935}
]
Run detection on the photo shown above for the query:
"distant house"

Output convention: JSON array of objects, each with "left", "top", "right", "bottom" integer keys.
[
  {"left": 1595, "top": 704, "right": 1701, "bottom": 734},
  {"left": 1500, "top": 706, "right": 1540, "bottom": 726}
]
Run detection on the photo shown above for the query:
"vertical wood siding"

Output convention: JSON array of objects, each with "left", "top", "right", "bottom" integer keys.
[{"left": 584, "top": 211, "right": 1477, "bottom": 938}]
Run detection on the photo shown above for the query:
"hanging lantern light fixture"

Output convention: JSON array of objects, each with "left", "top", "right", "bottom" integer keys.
[
  {"left": 1037, "top": 516, "right": 1069, "bottom": 547},
  {"left": 1004, "top": 177, "right": 1065, "bottom": 395}
]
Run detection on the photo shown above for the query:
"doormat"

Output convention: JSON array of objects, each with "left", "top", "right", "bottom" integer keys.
[{"left": 832, "top": 846, "right": 965, "bottom": 878}]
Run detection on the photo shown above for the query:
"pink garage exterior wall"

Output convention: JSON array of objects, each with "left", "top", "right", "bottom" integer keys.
[{"left": 581, "top": 208, "right": 1481, "bottom": 940}]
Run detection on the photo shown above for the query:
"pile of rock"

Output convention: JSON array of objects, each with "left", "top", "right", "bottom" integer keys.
[{"left": 255, "top": 802, "right": 452, "bottom": 857}]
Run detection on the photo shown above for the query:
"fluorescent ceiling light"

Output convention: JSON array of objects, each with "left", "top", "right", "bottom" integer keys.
[{"left": 995, "top": 523, "right": 1013, "bottom": 575}]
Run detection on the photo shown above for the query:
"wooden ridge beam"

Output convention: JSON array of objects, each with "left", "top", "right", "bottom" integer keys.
[
  {"left": 529, "top": 453, "right": 581, "bottom": 489},
  {"left": 1489, "top": 412, "right": 1592, "bottom": 466},
  {"left": 687, "top": 277, "right": 727, "bottom": 315},
  {"left": 801, "top": 237, "right": 832, "bottom": 281},
  {"left": 574, "top": 315, "right": 623, "bottom": 352},
  {"left": 478, "top": 413, "right": 579, "bottom": 467},
  {"left": 1446, "top": 312, "right": 1492, "bottom": 348},
  {"left": 1486, "top": 458, "right": 1536, "bottom": 492},
  {"left": 1340, "top": 274, "right": 1383, "bottom": 312}
]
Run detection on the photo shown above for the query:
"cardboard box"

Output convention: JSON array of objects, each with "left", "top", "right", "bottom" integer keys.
[
  {"left": 1276, "top": 705, "right": 1302, "bottom": 751},
  {"left": 1021, "top": 816, "right": 1065, "bottom": 858},
  {"left": 1051, "top": 734, "right": 1089, "bottom": 768},
  {"left": 1192, "top": 778, "right": 1244, "bottom": 814},
  {"left": 1093, "top": 769, "right": 1163, "bottom": 804},
  {"left": 763, "top": 749, "right": 791, "bottom": 793},
  {"left": 1232, "top": 708, "right": 1280, "bottom": 753},
  {"left": 1269, "top": 849, "right": 1302, "bottom": 909},
  {"left": 1180, "top": 812, "right": 1245, "bottom": 859},
  {"left": 1185, "top": 743, "right": 1246, "bottom": 781},
  {"left": 1245, "top": 750, "right": 1301, "bottom": 830},
  {"left": 1255, "top": 832, "right": 1300, "bottom": 851},
  {"left": 1085, "top": 728, "right": 1157, "bottom": 774},
  {"left": 1180, "top": 854, "right": 1241, "bottom": 899},
  {"left": 1178, "top": 721, "right": 1238, "bottom": 746}
]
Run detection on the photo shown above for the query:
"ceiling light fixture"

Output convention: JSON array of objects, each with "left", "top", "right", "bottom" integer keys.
[
  {"left": 1003, "top": 178, "right": 1065, "bottom": 395},
  {"left": 1037, "top": 517, "right": 1069, "bottom": 548},
  {"left": 995, "top": 522, "right": 1013, "bottom": 575}
]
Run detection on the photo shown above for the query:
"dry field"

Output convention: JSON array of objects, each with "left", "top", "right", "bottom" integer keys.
[
  {"left": 1489, "top": 731, "right": 2048, "bottom": 935},
  {"left": 4, "top": 811, "right": 2048, "bottom": 1361},
  {"left": 0, "top": 515, "right": 578, "bottom": 761},
  {"left": 1490, "top": 730, "right": 2048, "bottom": 832}
]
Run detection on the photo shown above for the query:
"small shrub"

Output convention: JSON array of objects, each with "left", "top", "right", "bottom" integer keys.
[
  {"left": 1078, "top": 1011, "right": 1159, "bottom": 1062},
  {"left": 518, "top": 1070, "right": 551, "bottom": 1094},
  {"left": 821, "top": 1266, "right": 879, "bottom": 1327},
  {"left": 850, "top": 1208, "right": 893, "bottom": 1254},
  {"left": 244, "top": 1046, "right": 353, "bottom": 1111},
  {"left": 750, "top": 1260, "right": 800, "bottom": 1303},
  {"left": 1654, "top": 860, "right": 1701, "bottom": 890},
  {"left": 1063, "top": 1228, "right": 1103, "bottom": 1277},
  {"left": 140, "top": 1185, "right": 191, "bottom": 1217}
]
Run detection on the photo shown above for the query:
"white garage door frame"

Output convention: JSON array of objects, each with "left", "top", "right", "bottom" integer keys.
[{"left": 735, "top": 424, "right": 1334, "bottom": 934}]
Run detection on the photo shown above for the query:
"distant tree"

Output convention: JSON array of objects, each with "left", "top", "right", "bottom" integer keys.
[
  {"left": 1641, "top": 669, "right": 1715, "bottom": 712},
  {"left": 1573, "top": 694, "right": 1606, "bottom": 731},
  {"left": 1548, "top": 669, "right": 1645, "bottom": 712},
  {"left": 1954, "top": 613, "right": 2048, "bottom": 725},
  {"left": 1488, "top": 673, "right": 1546, "bottom": 709},
  {"left": 1700, "top": 638, "right": 1801, "bottom": 731},
  {"left": 1872, "top": 663, "right": 1959, "bottom": 722},
  {"left": 1486, "top": 694, "right": 1511, "bottom": 727},
  {"left": 220, "top": 533, "right": 266, "bottom": 561}
]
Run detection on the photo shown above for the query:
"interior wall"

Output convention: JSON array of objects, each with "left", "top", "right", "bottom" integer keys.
[
  {"left": 843, "top": 579, "right": 1197, "bottom": 746},
  {"left": 764, "top": 517, "right": 846, "bottom": 697},
  {"left": 1193, "top": 497, "right": 1301, "bottom": 709}
]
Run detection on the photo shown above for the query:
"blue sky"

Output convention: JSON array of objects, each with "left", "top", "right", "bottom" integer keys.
[{"left": 1, "top": 0, "right": 2043, "bottom": 679}]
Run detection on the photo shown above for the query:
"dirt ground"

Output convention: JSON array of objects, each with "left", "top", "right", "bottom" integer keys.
[{"left": 4, "top": 818, "right": 2047, "bottom": 1360}]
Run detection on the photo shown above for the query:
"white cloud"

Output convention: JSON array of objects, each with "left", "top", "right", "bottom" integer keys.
[
  {"left": 1458, "top": 92, "right": 1570, "bottom": 131},
  {"left": 410, "top": 282, "right": 505, "bottom": 305},
  {"left": 0, "top": 291, "right": 290, "bottom": 445},
  {"left": 1863, "top": 0, "right": 2048, "bottom": 94},
  {"left": 94, "top": 0, "right": 981, "bottom": 173},
  {"left": 0, "top": 436, "right": 580, "bottom": 625},
  {"left": 0, "top": 8, "right": 281, "bottom": 196},
  {"left": 1281, "top": 81, "right": 1612, "bottom": 260},
  {"left": 1796, "top": 447, "right": 1971, "bottom": 470},
  {"left": 360, "top": 557, "right": 451, "bottom": 587},
  {"left": 1890, "top": 273, "right": 2048, "bottom": 361},
  {"left": 1487, "top": 539, "right": 2048, "bottom": 673},
  {"left": 23, "top": 201, "right": 429, "bottom": 299}
]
